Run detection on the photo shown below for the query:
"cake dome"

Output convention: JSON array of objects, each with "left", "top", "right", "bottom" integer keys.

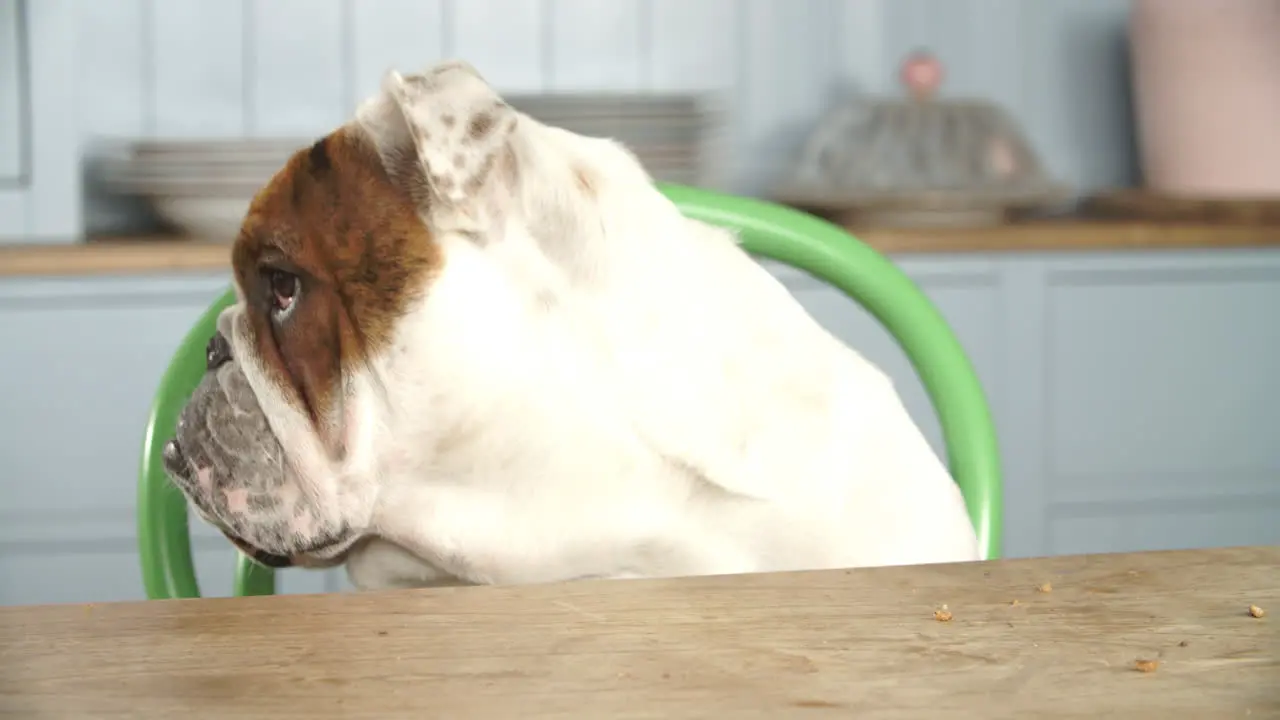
[{"left": 776, "top": 52, "right": 1071, "bottom": 227}]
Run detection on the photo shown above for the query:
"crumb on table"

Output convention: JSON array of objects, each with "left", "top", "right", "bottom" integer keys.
[
  {"left": 1134, "top": 659, "right": 1159, "bottom": 673},
  {"left": 1036, "top": 583, "right": 1052, "bottom": 594},
  {"left": 934, "top": 605, "right": 953, "bottom": 622},
  {"left": 1248, "top": 604, "right": 1265, "bottom": 618}
]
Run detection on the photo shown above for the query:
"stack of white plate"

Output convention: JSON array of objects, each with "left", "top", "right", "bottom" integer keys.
[
  {"left": 507, "top": 93, "right": 723, "bottom": 188},
  {"left": 101, "top": 93, "right": 722, "bottom": 243}
]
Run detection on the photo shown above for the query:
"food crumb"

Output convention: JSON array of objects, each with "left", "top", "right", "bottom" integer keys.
[
  {"left": 1248, "top": 604, "right": 1265, "bottom": 618},
  {"left": 1178, "top": 640, "right": 1190, "bottom": 647},
  {"left": 1010, "top": 599, "right": 1020, "bottom": 606},
  {"left": 934, "top": 605, "right": 953, "bottom": 622},
  {"left": 1036, "top": 582, "right": 1052, "bottom": 594},
  {"left": 1134, "top": 659, "right": 1159, "bottom": 673}
]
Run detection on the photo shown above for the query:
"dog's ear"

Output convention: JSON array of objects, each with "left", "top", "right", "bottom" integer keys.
[{"left": 355, "top": 60, "right": 519, "bottom": 231}]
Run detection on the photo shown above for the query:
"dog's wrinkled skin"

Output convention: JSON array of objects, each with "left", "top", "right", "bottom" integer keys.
[
  {"left": 161, "top": 60, "right": 980, "bottom": 590},
  {"left": 164, "top": 334, "right": 356, "bottom": 569}
]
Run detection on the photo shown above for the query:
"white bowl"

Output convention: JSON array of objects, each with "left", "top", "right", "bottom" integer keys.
[{"left": 152, "top": 195, "right": 253, "bottom": 243}]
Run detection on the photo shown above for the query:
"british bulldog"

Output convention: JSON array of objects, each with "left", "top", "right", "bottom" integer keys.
[{"left": 162, "top": 61, "right": 980, "bottom": 591}]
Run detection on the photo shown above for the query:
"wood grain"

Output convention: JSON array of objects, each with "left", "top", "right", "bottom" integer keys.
[
  {"left": 0, "top": 547, "right": 1276, "bottom": 718},
  {"left": 0, "top": 239, "right": 231, "bottom": 277},
  {"left": 3, "top": 220, "right": 1280, "bottom": 278},
  {"left": 852, "top": 219, "right": 1280, "bottom": 254},
  {"left": 1085, "top": 189, "right": 1280, "bottom": 226}
]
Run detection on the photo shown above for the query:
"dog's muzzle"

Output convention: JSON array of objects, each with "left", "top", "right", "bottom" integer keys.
[
  {"left": 161, "top": 331, "right": 347, "bottom": 569},
  {"left": 163, "top": 436, "right": 293, "bottom": 567}
]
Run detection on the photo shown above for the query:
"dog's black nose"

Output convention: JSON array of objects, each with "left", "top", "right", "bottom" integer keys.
[
  {"left": 162, "top": 438, "right": 188, "bottom": 478},
  {"left": 205, "top": 332, "right": 232, "bottom": 371}
]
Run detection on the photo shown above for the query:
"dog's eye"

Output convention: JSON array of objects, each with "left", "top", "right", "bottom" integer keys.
[{"left": 267, "top": 270, "right": 299, "bottom": 315}]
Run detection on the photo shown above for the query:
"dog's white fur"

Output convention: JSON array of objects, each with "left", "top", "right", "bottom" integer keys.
[{"left": 222, "top": 61, "right": 980, "bottom": 590}]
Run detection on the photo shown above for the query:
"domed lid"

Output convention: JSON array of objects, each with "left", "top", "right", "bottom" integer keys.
[{"left": 776, "top": 51, "right": 1070, "bottom": 220}]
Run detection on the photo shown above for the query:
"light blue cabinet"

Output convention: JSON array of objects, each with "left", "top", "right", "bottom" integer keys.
[{"left": 2, "top": 248, "right": 1277, "bottom": 606}]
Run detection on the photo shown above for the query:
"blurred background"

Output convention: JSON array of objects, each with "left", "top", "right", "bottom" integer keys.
[{"left": 1, "top": 0, "right": 1278, "bottom": 605}]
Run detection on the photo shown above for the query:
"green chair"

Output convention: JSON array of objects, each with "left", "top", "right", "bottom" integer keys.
[{"left": 137, "top": 183, "right": 1003, "bottom": 600}]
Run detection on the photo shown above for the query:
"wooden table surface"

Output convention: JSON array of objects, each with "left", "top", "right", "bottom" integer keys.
[{"left": 0, "top": 547, "right": 1276, "bottom": 719}]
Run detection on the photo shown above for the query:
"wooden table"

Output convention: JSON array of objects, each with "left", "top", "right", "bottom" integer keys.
[{"left": 0, "top": 547, "right": 1275, "bottom": 718}]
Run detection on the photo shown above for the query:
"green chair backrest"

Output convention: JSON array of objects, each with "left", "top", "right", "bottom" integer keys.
[{"left": 138, "top": 183, "right": 1003, "bottom": 600}]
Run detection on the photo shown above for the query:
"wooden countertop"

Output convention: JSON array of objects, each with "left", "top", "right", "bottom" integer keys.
[
  {"left": 0, "top": 547, "right": 1275, "bottom": 718},
  {"left": 2, "top": 220, "right": 1278, "bottom": 278}
]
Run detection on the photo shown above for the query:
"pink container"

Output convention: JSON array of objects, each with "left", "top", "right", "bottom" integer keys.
[{"left": 1130, "top": 0, "right": 1280, "bottom": 197}]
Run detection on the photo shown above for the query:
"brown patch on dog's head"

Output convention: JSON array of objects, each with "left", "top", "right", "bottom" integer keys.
[
  {"left": 228, "top": 61, "right": 522, "bottom": 459},
  {"left": 231, "top": 128, "right": 441, "bottom": 458}
]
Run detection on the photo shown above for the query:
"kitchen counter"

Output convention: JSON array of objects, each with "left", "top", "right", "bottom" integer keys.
[
  {"left": 2, "top": 220, "right": 1278, "bottom": 277},
  {"left": 0, "top": 546, "right": 1275, "bottom": 718}
]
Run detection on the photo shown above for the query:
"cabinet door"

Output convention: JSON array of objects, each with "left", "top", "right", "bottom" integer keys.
[{"left": 1037, "top": 251, "right": 1280, "bottom": 556}]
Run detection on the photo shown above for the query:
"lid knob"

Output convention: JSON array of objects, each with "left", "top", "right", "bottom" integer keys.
[{"left": 900, "top": 51, "right": 943, "bottom": 101}]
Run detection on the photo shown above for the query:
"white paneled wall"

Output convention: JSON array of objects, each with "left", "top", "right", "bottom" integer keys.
[
  {"left": 0, "top": 0, "right": 23, "bottom": 182},
  {"left": 7, "top": 0, "right": 1137, "bottom": 240},
  {"left": 0, "top": 0, "right": 80, "bottom": 242},
  {"left": 75, "top": 0, "right": 851, "bottom": 189}
]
